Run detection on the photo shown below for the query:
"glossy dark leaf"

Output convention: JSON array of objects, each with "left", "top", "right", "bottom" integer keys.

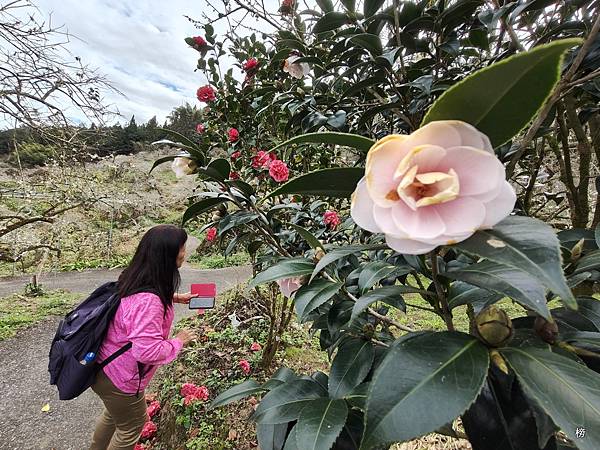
[
  {"left": 363, "top": 0, "right": 386, "bottom": 17},
  {"left": 268, "top": 168, "right": 364, "bottom": 199},
  {"left": 254, "top": 379, "right": 326, "bottom": 424},
  {"left": 182, "top": 197, "right": 229, "bottom": 225},
  {"left": 329, "top": 338, "right": 374, "bottom": 399},
  {"left": 295, "top": 280, "right": 343, "bottom": 322},
  {"left": 351, "top": 286, "right": 416, "bottom": 320},
  {"left": 501, "top": 346, "right": 600, "bottom": 450},
  {"left": 445, "top": 260, "right": 550, "bottom": 319},
  {"left": 295, "top": 398, "right": 348, "bottom": 450},
  {"left": 269, "top": 131, "right": 374, "bottom": 154},
  {"left": 447, "top": 281, "right": 503, "bottom": 312},
  {"left": 315, "top": 0, "right": 334, "bottom": 12},
  {"left": 312, "top": 244, "right": 386, "bottom": 281},
  {"left": 263, "top": 367, "right": 300, "bottom": 390},
  {"left": 257, "top": 423, "right": 288, "bottom": 450},
  {"left": 218, "top": 211, "right": 259, "bottom": 234},
  {"left": 249, "top": 259, "right": 315, "bottom": 288},
  {"left": 285, "top": 222, "right": 324, "bottom": 250},
  {"left": 349, "top": 33, "right": 383, "bottom": 56},
  {"left": 314, "top": 12, "right": 349, "bottom": 34},
  {"left": 573, "top": 250, "right": 600, "bottom": 275},
  {"left": 361, "top": 332, "right": 489, "bottom": 448},
  {"left": 456, "top": 216, "right": 575, "bottom": 309},
  {"left": 149, "top": 153, "right": 187, "bottom": 173},
  {"left": 211, "top": 379, "right": 264, "bottom": 408},
  {"left": 207, "top": 158, "right": 231, "bottom": 181},
  {"left": 422, "top": 39, "right": 582, "bottom": 147}
]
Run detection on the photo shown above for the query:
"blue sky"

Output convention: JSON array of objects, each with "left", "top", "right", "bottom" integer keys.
[{"left": 32, "top": 0, "right": 278, "bottom": 125}]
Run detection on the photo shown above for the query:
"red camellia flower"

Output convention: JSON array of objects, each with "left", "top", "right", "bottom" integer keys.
[
  {"left": 140, "top": 421, "right": 157, "bottom": 440},
  {"left": 196, "top": 85, "right": 216, "bottom": 103},
  {"left": 181, "top": 383, "right": 210, "bottom": 406},
  {"left": 193, "top": 36, "right": 207, "bottom": 47},
  {"left": 231, "top": 151, "right": 241, "bottom": 161},
  {"left": 196, "top": 123, "right": 205, "bottom": 134},
  {"left": 239, "top": 359, "right": 251, "bottom": 374},
  {"left": 269, "top": 160, "right": 289, "bottom": 183},
  {"left": 243, "top": 58, "right": 259, "bottom": 72},
  {"left": 250, "top": 342, "right": 262, "bottom": 352},
  {"left": 134, "top": 444, "right": 146, "bottom": 450},
  {"left": 323, "top": 210, "right": 341, "bottom": 229},
  {"left": 280, "top": 0, "right": 294, "bottom": 14},
  {"left": 229, "top": 171, "right": 240, "bottom": 180},
  {"left": 206, "top": 227, "right": 217, "bottom": 242},
  {"left": 147, "top": 400, "right": 161, "bottom": 418},
  {"left": 228, "top": 128, "right": 239, "bottom": 142},
  {"left": 252, "top": 150, "right": 276, "bottom": 169}
]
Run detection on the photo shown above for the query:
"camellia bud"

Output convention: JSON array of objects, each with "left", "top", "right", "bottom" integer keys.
[
  {"left": 571, "top": 238, "right": 585, "bottom": 262},
  {"left": 534, "top": 316, "right": 559, "bottom": 344},
  {"left": 475, "top": 306, "right": 513, "bottom": 347},
  {"left": 490, "top": 349, "right": 509, "bottom": 374},
  {"left": 313, "top": 248, "right": 325, "bottom": 262}
]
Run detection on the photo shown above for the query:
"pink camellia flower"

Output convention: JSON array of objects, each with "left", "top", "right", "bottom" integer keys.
[
  {"left": 228, "top": 128, "right": 239, "bottom": 142},
  {"left": 171, "top": 157, "right": 197, "bottom": 178},
  {"left": 206, "top": 227, "right": 217, "bottom": 242},
  {"left": 351, "top": 121, "right": 516, "bottom": 255},
  {"left": 181, "top": 383, "right": 210, "bottom": 405},
  {"left": 231, "top": 150, "right": 242, "bottom": 161},
  {"left": 180, "top": 383, "right": 197, "bottom": 397},
  {"left": 283, "top": 55, "right": 309, "bottom": 79},
  {"left": 323, "top": 210, "right": 341, "bottom": 229},
  {"left": 251, "top": 150, "right": 272, "bottom": 169},
  {"left": 192, "top": 36, "right": 207, "bottom": 48},
  {"left": 134, "top": 444, "right": 146, "bottom": 450},
  {"left": 276, "top": 277, "right": 303, "bottom": 297},
  {"left": 239, "top": 359, "right": 251, "bottom": 374},
  {"left": 229, "top": 171, "right": 240, "bottom": 180},
  {"left": 147, "top": 400, "right": 161, "bottom": 418},
  {"left": 196, "top": 123, "right": 206, "bottom": 134},
  {"left": 250, "top": 342, "right": 262, "bottom": 352},
  {"left": 243, "top": 58, "right": 259, "bottom": 72},
  {"left": 140, "top": 421, "right": 157, "bottom": 440},
  {"left": 197, "top": 85, "right": 216, "bottom": 103},
  {"left": 269, "top": 160, "right": 289, "bottom": 183}
]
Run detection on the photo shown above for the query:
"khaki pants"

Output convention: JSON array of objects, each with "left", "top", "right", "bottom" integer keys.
[{"left": 89, "top": 370, "right": 147, "bottom": 450}]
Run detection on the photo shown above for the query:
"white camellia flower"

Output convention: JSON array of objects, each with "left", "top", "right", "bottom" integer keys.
[
  {"left": 351, "top": 120, "right": 516, "bottom": 255},
  {"left": 171, "top": 157, "right": 197, "bottom": 178},
  {"left": 283, "top": 56, "right": 310, "bottom": 79},
  {"left": 276, "top": 277, "right": 304, "bottom": 297}
]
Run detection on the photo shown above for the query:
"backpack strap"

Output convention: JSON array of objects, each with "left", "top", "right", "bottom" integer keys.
[{"left": 98, "top": 342, "right": 132, "bottom": 369}]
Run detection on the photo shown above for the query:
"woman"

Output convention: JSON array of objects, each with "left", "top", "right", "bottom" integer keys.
[{"left": 90, "top": 224, "right": 197, "bottom": 450}]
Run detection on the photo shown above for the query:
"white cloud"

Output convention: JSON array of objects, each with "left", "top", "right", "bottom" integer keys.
[{"left": 29, "top": 0, "right": 279, "bottom": 125}]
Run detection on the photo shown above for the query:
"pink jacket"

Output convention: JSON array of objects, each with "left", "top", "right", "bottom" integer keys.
[{"left": 98, "top": 292, "right": 183, "bottom": 394}]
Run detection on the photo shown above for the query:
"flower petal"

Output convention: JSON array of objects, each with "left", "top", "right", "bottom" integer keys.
[
  {"left": 434, "top": 197, "right": 486, "bottom": 235},
  {"left": 406, "top": 121, "right": 463, "bottom": 148},
  {"left": 445, "top": 121, "right": 494, "bottom": 153},
  {"left": 391, "top": 201, "right": 446, "bottom": 240},
  {"left": 365, "top": 135, "right": 411, "bottom": 207},
  {"left": 385, "top": 235, "right": 438, "bottom": 255},
  {"left": 481, "top": 181, "right": 516, "bottom": 228},
  {"left": 437, "top": 146, "right": 503, "bottom": 196},
  {"left": 373, "top": 205, "right": 407, "bottom": 237},
  {"left": 351, "top": 178, "right": 381, "bottom": 233}
]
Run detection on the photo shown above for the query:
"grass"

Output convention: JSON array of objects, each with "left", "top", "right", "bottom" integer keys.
[
  {"left": 0, "top": 289, "right": 80, "bottom": 340},
  {"left": 189, "top": 252, "right": 251, "bottom": 269}
]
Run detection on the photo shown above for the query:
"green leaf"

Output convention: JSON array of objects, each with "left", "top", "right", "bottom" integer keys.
[
  {"left": 296, "top": 398, "right": 349, "bottom": 450},
  {"left": 312, "top": 244, "right": 386, "bottom": 281},
  {"left": 315, "top": 0, "right": 334, "bottom": 13},
  {"left": 501, "top": 346, "right": 600, "bottom": 450},
  {"left": 346, "top": 383, "right": 369, "bottom": 410},
  {"left": 351, "top": 286, "right": 417, "bottom": 319},
  {"left": 254, "top": 379, "right": 325, "bottom": 424},
  {"left": 357, "top": 261, "right": 397, "bottom": 294},
  {"left": 257, "top": 423, "right": 288, "bottom": 450},
  {"left": 149, "top": 154, "right": 185, "bottom": 173},
  {"left": 456, "top": 216, "right": 575, "bottom": 309},
  {"left": 295, "top": 280, "right": 343, "bottom": 322},
  {"left": 349, "top": 33, "right": 383, "bottom": 56},
  {"left": 595, "top": 223, "right": 600, "bottom": 248},
  {"left": 573, "top": 250, "right": 600, "bottom": 274},
  {"left": 364, "top": 0, "right": 386, "bottom": 17},
  {"left": 249, "top": 259, "right": 315, "bottom": 288},
  {"left": 218, "top": 211, "right": 259, "bottom": 234},
  {"left": 445, "top": 260, "right": 550, "bottom": 319},
  {"left": 313, "top": 12, "right": 348, "bottom": 34},
  {"left": 269, "top": 132, "right": 374, "bottom": 154},
  {"left": 562, "top": 331, "right": 600, "bottom": 350},
  {"left": 182, "top": 197, "right": 229, "bottom": 225},
  {"left": 210, "top": 380, "right": 264, "bottom": 408},
  {"left": 263, "top": 367, "right": 300, "bottom": 390},
  {"left": 285, "top": 223, "right": 324, "bottom": 250},
  {"left": 283, "top": 425, "right": 299, "bottom": 450},
  {"left": 206, "top": 158, "right": 231, "bottom": 181},
  {"left": 361, "top": 332, "right": 489, "bottom": 448},
  {"left": 575, "top": 297, "right": 600, "bottom": 329},
  {"left": 447, "top": 281, "right": 503, "bottom": 311},
  {"left": 267, "top": 168, "right": 365, "bottom": 199},
  {"left": 155, "top": 127, "right": 205, "bottom": 162},
  {"left": 329, "top": 338, "right": 374, "bottom": 399},
  {"left": 422, "top": 38, "right": 582, "bottom": 147}
]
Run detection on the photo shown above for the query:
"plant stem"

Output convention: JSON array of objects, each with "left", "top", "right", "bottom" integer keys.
[{"left": 429, "top": 251, "right": 454, "bottom": 331}]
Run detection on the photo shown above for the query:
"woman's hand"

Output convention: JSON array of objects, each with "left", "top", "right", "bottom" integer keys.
[
  {"left": 175, "top": 329, "right": 197, "bottom": 346},
  {"left": 173, "top": 292, "right": 195, "bottom": 304}
]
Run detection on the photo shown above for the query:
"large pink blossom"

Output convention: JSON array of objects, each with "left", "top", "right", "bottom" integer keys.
[
  {"left": 351, "top": 120, "right": 516, "bottom": 255},
  {"left": 323, "top": 210, "right": 341, "bottom": 229},
  {"left": 140, "top": 421, "right": 157, "bottom": 440},
  {"left": 276, "top": 277, "right": 303, "bottom": 297},
  {"left": 147, "top": 400, "right": 161, "bottom": 418},
  {"left": 239, "top": 359, "right": 251, "bottom": 374},
  {"left": 197, "top": 85, "right": 216, "bottom": 102},
  {"left": 252, "top": 150, "right": 275, "bottom": 169},
  {"left": 269, "top": 160, "right": 289, "bottom": 182}
]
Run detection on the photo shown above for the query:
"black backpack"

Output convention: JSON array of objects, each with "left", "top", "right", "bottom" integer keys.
[{"left": 48, "top": 282, "right": 151, "bottom": 400}]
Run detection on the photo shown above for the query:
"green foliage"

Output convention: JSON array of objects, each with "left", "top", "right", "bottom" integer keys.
[{"left": 9, "top": 142, "right": 55, "bottom": 167}]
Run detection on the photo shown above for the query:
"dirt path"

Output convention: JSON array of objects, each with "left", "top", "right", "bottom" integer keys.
[{"left": 0, "top": 258, "right": 251, "bottom": 450}]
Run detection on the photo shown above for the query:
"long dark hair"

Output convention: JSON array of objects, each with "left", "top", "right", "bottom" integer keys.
[{"left": 118, "top": 224, "right": 187, "bottom": 311}]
